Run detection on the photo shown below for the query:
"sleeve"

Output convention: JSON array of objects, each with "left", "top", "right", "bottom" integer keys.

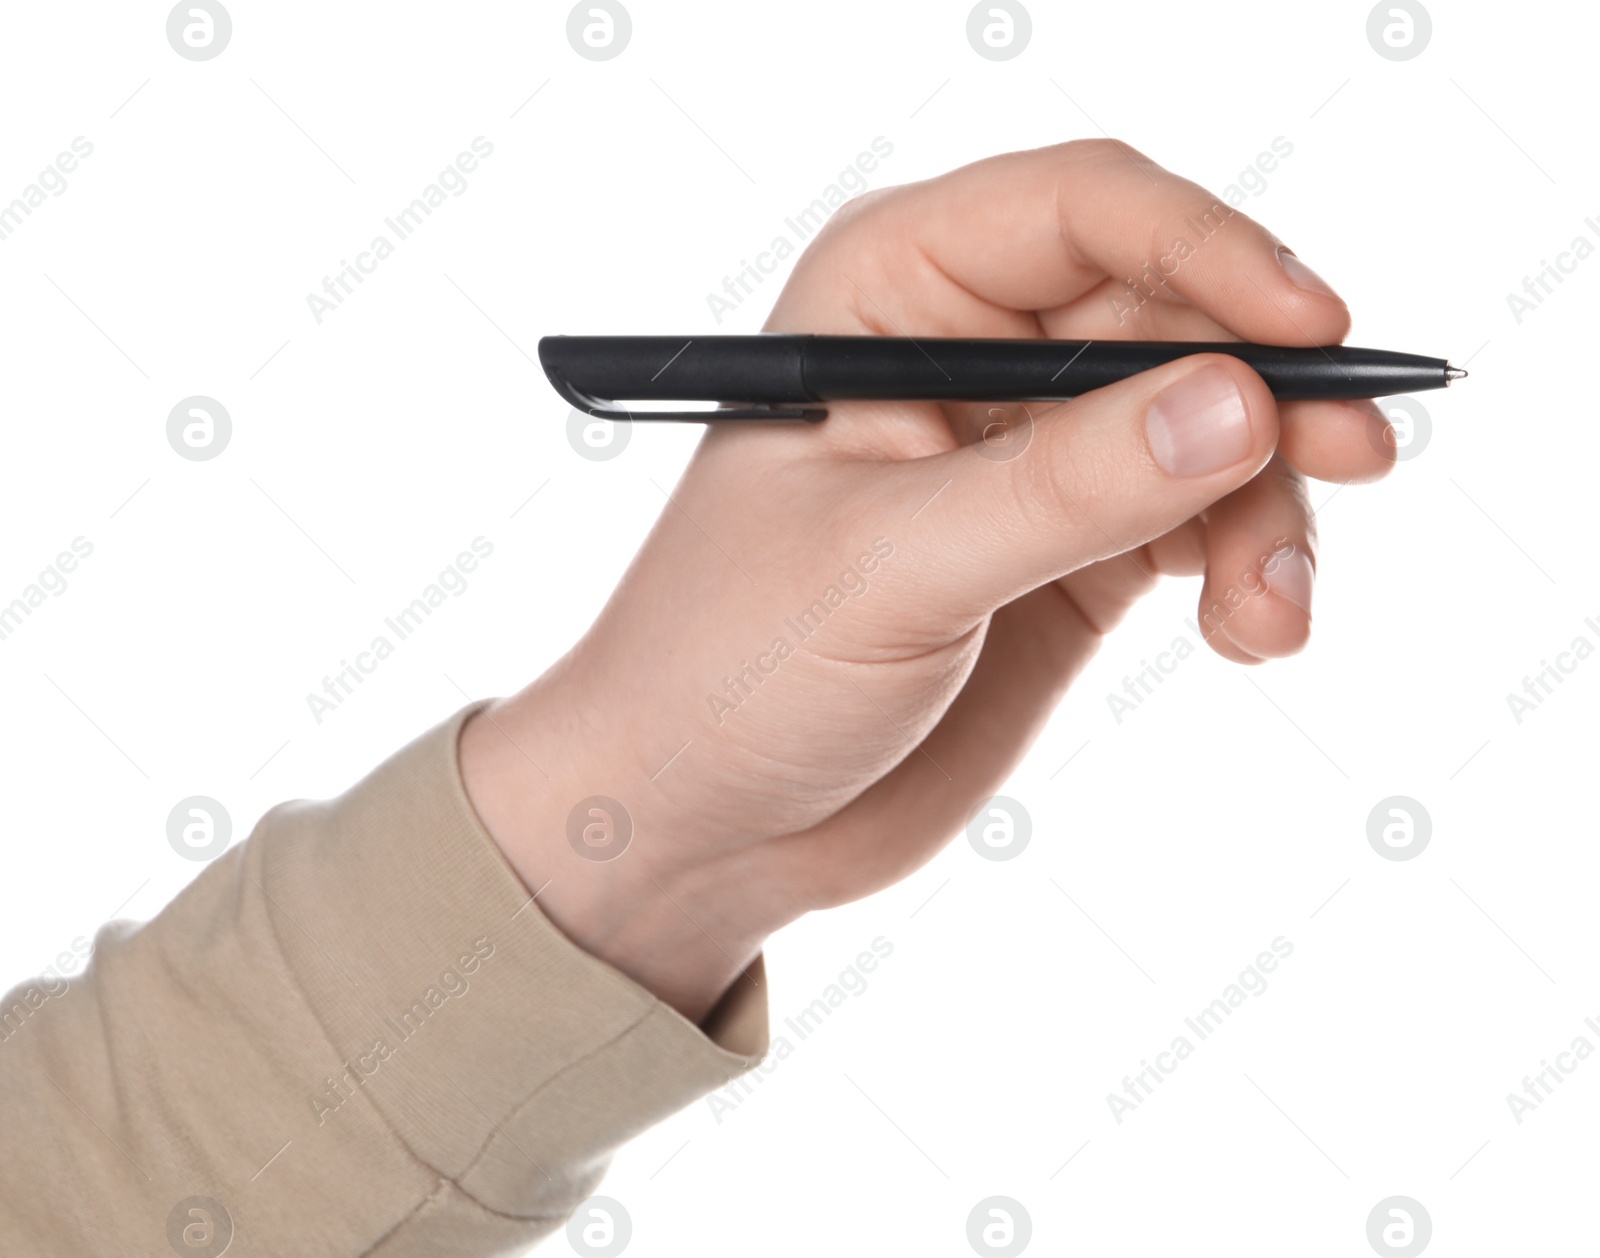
[{"left": 0, "top": 699, "right": 769, "bottom": 1256}]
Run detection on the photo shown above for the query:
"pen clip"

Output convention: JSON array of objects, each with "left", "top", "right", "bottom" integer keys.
[{"left": 546, "top": 374, "right": 827, "bottom": 423}]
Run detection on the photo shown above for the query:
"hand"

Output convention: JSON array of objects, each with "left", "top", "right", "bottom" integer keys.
[{"left": 459, "top": 140, "right": 1394, "bottom": 1020}]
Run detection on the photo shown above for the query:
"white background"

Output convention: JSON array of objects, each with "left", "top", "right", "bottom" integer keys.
[{"left": 1, "top": 1, "right": 1595, "bottom": 1254}]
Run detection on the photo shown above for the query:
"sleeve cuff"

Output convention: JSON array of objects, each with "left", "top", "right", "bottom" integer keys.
[{"left": 254, "top": 699, "right": 769, "bottom": 1220}]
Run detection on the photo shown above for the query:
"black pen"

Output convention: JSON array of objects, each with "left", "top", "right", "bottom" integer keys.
[{"left": 539, "top": 335, "right": 1467, "bottom": 422}]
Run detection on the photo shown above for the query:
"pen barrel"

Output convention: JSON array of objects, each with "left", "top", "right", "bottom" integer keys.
[
  {"left": 537, "top": 336, "right": 1456, "bottom": 412},
  {"left": 539, "top": 335, "right": 811, "bottom": 403},
  {"left": 802, "top": 339, "right": 1452, "bottom": 402}
]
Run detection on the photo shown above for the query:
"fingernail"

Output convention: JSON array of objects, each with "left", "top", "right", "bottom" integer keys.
[
  {"left": 1277, "top": 248, "right": 1339, "bottom": 299},
  {"left": 1267, "top": 547, "right": 1314, "bottom": 616},
  {"left": 1146, "top": 366, "right": 1252, "bottom": 477}
]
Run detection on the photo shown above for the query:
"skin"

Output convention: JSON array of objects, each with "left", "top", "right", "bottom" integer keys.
[{"left": 458, "top": 140, "right": 1396, "bottom": 1023}]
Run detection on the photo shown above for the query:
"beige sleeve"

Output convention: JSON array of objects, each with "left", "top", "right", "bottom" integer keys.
[{"left": 0, "top": 700, "right": 768, "bottom": 1256}]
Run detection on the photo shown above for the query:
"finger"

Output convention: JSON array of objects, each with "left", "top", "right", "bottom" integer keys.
[
  {"left": 871, "top": 353, "right": 1279, "bottom": 629},
  {"left": 762, "top": 584, "right": 1091, "bottom": 908},
  {"left": 1276, "top": 398, "right": 1396, "bottom": 484},
  {"left": 1191, "top": 455, "right": 1318, "bottom": 662},
  {"left": 767, "top": 138, "right": 1350, "bottom": 346},
  {"left": 1037, "top": 290, "right": 1395, "bottom": 485},
  {"left": 1038, "top": 277, "right": 1236, "bottom": 339},
  {"left": 764, "top": 510, "right": 1240, "bottom": 906}
]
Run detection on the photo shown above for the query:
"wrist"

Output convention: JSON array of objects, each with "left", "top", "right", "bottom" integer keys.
[{"left": 456, "top": 673, "right": 782, "bottom": 1023}]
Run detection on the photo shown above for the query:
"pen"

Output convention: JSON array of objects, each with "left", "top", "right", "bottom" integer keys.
[{"left": 538, "top": 335, "right": 1467, "bottom": 422}]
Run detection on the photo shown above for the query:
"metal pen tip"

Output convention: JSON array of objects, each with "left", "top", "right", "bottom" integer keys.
[{"left": 1445, "top": 365, "right": 1468, "bottom": 382}]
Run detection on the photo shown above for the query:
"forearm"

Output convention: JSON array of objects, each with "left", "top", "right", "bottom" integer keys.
[
  {"left": 457, "top": 664, "right": 789, "bottom": 1024},
  {"left": 0, "top": 701, "right": 767, "bottom": 1254}
]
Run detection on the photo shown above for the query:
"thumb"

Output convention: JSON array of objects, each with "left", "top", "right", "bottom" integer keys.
[{"left": 885, "top": 353, "right": 1279, "bottom": 619}]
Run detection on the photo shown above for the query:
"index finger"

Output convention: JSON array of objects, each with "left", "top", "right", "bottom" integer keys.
[{"left": 767, "top": 138, "right": 1351, "bottom": 347}]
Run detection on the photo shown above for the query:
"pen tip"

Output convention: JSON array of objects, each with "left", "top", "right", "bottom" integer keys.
[{"left": 1446, "top": 365, "right": 1468, "bottom": 382}]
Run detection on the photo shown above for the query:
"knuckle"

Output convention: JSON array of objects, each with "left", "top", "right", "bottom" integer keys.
[
  {"left": 1269, "top": 459, "right": 1318, "bottom": 546},
  {"left": 1061, "top": 136, "right": 1153, "bottom": 170},
  {"left": 812, "top": 185, "right": 895, "bottom": 246},
  {"left": 1023, "top": 415, "right": 1119, "bottom": 550}
]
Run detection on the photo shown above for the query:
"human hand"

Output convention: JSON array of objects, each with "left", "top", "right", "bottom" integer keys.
[{"left": 460, "top": 140, "right": 1395, "bottom": 1019}]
